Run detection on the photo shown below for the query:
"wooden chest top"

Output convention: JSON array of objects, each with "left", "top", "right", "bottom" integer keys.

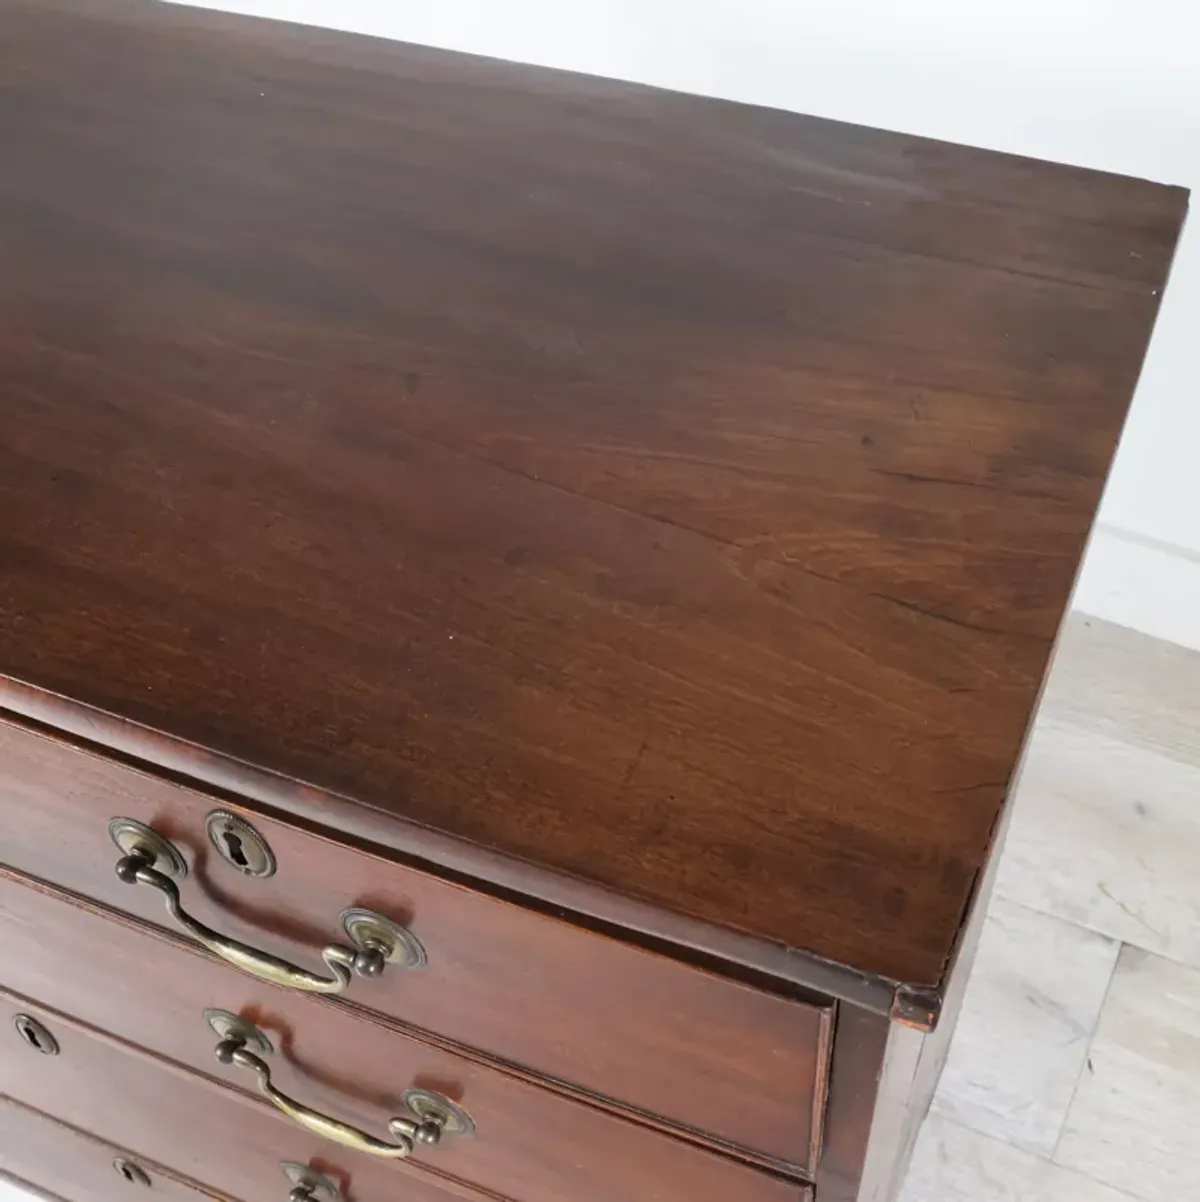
[{"left": 0, "top": 0, "right": 1186, "bottom": 999}]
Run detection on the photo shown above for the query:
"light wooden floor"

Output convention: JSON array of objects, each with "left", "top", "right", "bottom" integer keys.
[{"left": 901, "top": 612, "right": 1200, "bottom": 1202}]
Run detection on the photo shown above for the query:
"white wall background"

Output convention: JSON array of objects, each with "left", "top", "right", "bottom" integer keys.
[{"left": 173, "top": 0, "right": 1200, "bottom": 646}]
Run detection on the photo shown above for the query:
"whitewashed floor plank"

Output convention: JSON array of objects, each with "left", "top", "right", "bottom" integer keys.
[
  {"left": 931, "top": 898, "right": 1118, "bottom": 1155},
  {"left": 900, "top": 1112, "right": 1138, "bottom": 1202},
  {"left": 997, "top": 615, "right": 1200, "bottom": 968},
  {"left": 997, "top": 718, "right": 1200, "bottom": 961},
  {"left": 1055, "top": 946, "right": 1200, "bottom": 1202}
]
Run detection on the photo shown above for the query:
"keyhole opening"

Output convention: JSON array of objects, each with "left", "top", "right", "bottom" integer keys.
[
  {"left": 223, "top": 830, "right": 250, "bottom": 869},
  {"left": 14, "top": 1015, "right": 58, "bottom": 1056},
  {"left": 205, "top": 812, "right": 275, "bottom": 878},
  {"left": 114, "top": 1160, "right": 150, "bottom": 1187}
]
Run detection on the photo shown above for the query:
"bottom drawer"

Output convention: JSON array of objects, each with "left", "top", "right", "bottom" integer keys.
[
  {"left": 0, "top": 996, "right": 512, "bottom": 1202},
  {"left": 0, "top": 1095, "right": 218, "bottom": 1202}
]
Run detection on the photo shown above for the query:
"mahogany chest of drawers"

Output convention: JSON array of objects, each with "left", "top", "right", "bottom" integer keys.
[{"left": 0, "top": 3, "right": 1187, "bottom": 1201}]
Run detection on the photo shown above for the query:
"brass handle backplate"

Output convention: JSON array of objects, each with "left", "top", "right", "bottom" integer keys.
[
  {"left": 280, "top": 1162, "right": 343, "bottom": 1202},
  {"left": 109, "top": 818, "right": 425, "bottom": 995},
  {"left": 208, "top": 1011, "right": 474, "bottom": 1159}
]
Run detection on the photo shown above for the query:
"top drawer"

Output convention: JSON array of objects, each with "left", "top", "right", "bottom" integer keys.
[{"left": 0, "top": 716, "right": 832, "bottom": 1172}]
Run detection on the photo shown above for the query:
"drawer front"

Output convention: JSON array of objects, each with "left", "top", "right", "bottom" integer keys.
[
  {"left": 0, "top": 1096, "right": 222, "bottom": 1202},
  {"left": 0, "top": 995, "right": 523, "bottom": 1202},
  {"left": 0, "top": 716, "right": 831, "bottom": 1170},
  {"left": 0, "top": 868, "right": 807, "bottom": 1202}
]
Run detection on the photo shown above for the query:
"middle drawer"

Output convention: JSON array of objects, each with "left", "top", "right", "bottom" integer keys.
[
  {"left": 0, "top": 992, "right": 515, "bottom": 1202},
  {"left": 0, "top": 866, "right": 806, "bottom": 1202}
]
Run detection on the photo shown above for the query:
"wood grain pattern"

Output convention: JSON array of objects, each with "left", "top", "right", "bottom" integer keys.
[
  {"left": 0, "top": 992, "right": 517, "bottom": 1202},
  {"left": 0, "top": 691, "right": 891, "bottom": 1013},
  {"left": 0, "top": 1096, "right": 224, "bottom": 1202},
  {"left": 0, "top": 719, "right": 831, "bottom": 1166},
  {"left": 0, "top": 865, "right": 815, "bottom": 1192},
  {"left": 816, "top": 1006, "right": 892, "bottom": 1202},
  {"left": 0, "top": 0, "right": 1186, "bottom": 992},
  {"left": 0, "top": 981, "right": 808, "bottom": 1202}
]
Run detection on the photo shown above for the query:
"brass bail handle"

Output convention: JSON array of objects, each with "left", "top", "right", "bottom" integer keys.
[
  {"left": 109, "top": 818, "right": 425, "bottom": 995},
  {"left": 209, "top": 1011, "right": 475, "bottom": 1159}
]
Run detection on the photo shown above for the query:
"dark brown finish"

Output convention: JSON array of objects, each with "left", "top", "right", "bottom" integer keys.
[
  {"left": 0, "top": 986, "right": 811, "bottom": 1202},
  {"left": 858, "top": 674, "right": 1044, "bottom": 1196},
  {"left": 814, "top": 607, "right": 1064, "bottom": 1202},
  {"left": 817, "top": 766, "right": 1016, "bottom": 1202},
  {"left": 0, "top": 1096, "right": 223, "bottom": 1202},
  {"left": 0, "top": 5, "right": 1188, "bottom": 1202},
  {"left": 0, "top": 716, "right": 833, "bottom": 1166},
  {"left": 816, "top": 1007, "right": 893, "bottom": 1202},
  {"left": 0, "top": 992, "right": 514, "bottom": 1202},
  {"left": 0, "top": 866, "right": 807, "bottom": 1198},
  {"left": 0, "top": 685, "right": 889, "bottom": 1011},
  {"left": 0, "top": 0, "right": 1185, "bottom": 995}
]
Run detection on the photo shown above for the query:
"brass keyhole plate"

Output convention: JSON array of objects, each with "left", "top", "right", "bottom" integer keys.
[
  {"left": 113, "top": 1159, "right": 151, "bottom": 1187},
  {"left": 205, "top": 811, "right": 277, "bottom": 878},
  {"left": 13, "top": 1014, "right": 59, "bottom": 1056}
]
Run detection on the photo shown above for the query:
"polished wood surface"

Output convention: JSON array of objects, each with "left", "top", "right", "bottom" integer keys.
[
  {"left": 0, "top": 992, "right": 531, "bottom": 1202},
  {"left": 0, "top": 865, "right": 817, "bottom": 1191},
  {"left": 0, "top": 1097, "right": 224, "bottom": 1202},
  {"left": 0, "top": 692, "right": 890, "bottom": 1013},
  {"left": 817, "top": 1006, "right": 893, "bottom": 1202},
  {"left": 0, "top": 0, "right": 1184, "bottom": 992},
  {"left": 0, "top": 718, "right": 832, "bottom": 1165},
  {"left": 0, "top": 984, "right": 809, "bottom": 1202}
]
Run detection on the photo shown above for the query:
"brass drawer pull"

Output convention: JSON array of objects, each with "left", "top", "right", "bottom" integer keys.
[
  {"left": 281, "top": 1162, "right": 343, "bottom": 1202},
  {"left": 208, "top": 1011, "right": 474, "bottom": 1159},
  {"left": 110, "top": 818, "right": 424, "bottom": 994}
]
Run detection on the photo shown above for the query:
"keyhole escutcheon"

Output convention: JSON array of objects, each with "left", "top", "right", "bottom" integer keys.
[
  {"left": 13, "top": 1014, "right": 59, "bottom": 1055},
  {"left": 205, "top": 810, "right": 277, "bottom": 877},
  {"left": 114, "top": 1159, "right": 152, "bottom": 1187}
]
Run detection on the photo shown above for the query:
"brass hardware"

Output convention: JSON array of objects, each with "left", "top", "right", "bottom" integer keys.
[
  {"left": 402, "top": 1088, "right": 474, "bottom": 1137},
  {"left": 109, "top": 818, "right": 188, "bottom": 880},
  {"left": 205, "top": 1008, "right": 275, "bottom": 1057},
  {"left": 113, "top": 1159, "right": 152, "bottom": 1187},
  {"left": 206, "top": 810, "right": 277, "bottom": 878},
  {"left": 341, "top": 907, "right": 426, "bottom": 972},
  {"left": 13, "top": 1014, "right": 59, "bottom": 1056},
  {"left": 110, "top": 817, "right": 424, "bottom": 993},
  {"left": 210, "top": 1014, "right": 474, "bottom": 1158},
  {"left": 280, "top": 1162, "right": 343, "bottom": 1202}
]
